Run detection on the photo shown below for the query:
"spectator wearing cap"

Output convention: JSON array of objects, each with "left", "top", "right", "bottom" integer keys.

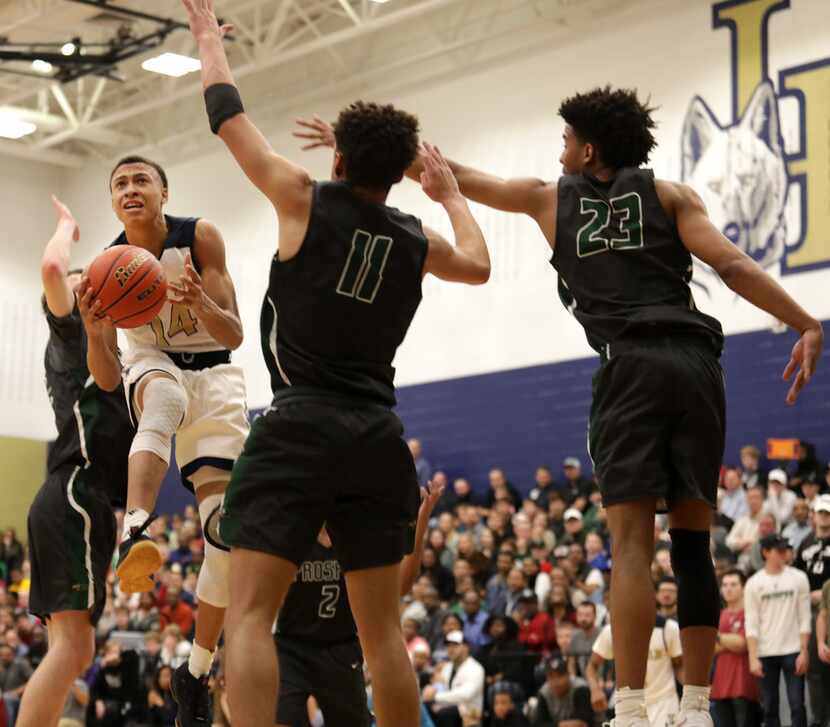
[
  {"left": 726, "top": 486, "right": 765, "bottom": 558},
  {"left": 720, "top": 468, "right": 749, "bottom": 526},
  {"left": 656, "top": 577, "right": 678, "bottom": 620},
  {"left": 558, "top": 459, "right": 594, "bottom": 510},
  {"left": 423, "top": 630, "right": 485, "bottom": 727},
  {"left": 740, "top": 446, "right": 768, "bottom": 490},
  {"left": 764, "top": 469, "right": 797, "bottom": 526},
  {"left": 587, "top": 608, "right": 682, "bottom": 727},
  {"left": 710, "top": 569, "right": 760, "bottom": 727},
  {"left": 560, "top": 509, "right": 585, "bottom": 547},
  {"left": 745, "top": 534, "right": 811, "bottom": 727},
  {"left": 408, "top": 438, "right": 433, "bottom": 488},
  {"left": 529, "top": 655, "right": 593, "bottom": 727},
  {"left": 516, "top": 591, "right": 557, "bottom": 656},
  {"left": 491, "top": 686, "right": 531, "bottom": 727},
  {"left": 794, "top": 494, "right": 830, "bottom": 727},
  {"left": 783, "top": 500, "right": 812, "bottom": 551}
]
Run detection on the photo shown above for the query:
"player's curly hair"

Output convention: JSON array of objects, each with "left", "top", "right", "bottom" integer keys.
[
  {"left": 333, "top": 101, "right": 420, "bottom": 190},
  {"left": 558, "top": 86, "right": 657, "bottom": 169},
  {"left": 109, "top": 155, "right": 168, "bottom": 191}
]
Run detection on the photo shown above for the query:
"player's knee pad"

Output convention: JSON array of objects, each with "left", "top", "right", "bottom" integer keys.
[
  {"left": 128, "top": 377, "right": 187, "bottom": 466},
  {"left": 197, "top": 493, "right": 230, "bottom": 608},
  {"left": 669, "top": 528, "right": 719, "bottom": 630}
]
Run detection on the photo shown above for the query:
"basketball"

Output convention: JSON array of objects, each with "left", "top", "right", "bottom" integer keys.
[{"left": 86, "top": 245, "right": 167, "bottom": 329}]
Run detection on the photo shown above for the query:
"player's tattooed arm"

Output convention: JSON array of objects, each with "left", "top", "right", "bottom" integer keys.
[
  {"left": 168, "top": 221, "right": 243, "bottom": 350},
  {"left": 183, "top": 0, "right": 312, "bottom": 233},
  {"left": 421, "top": 144, "right": 490, "bottom": 285},
  {"left": 664, "top": 180, "right": 824, "bottom": 404},
  {"left": 41, "top": 196, "right": 80, "bottom": 318},
  {"left": 78, "top": 279, "right": 121, "bottom": 392}
]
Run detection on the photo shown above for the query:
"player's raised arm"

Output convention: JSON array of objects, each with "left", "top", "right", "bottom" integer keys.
[
  {"left": 41, "top": 196, "right": 80, "bottom": 317},
  {"left": 663, "top": 180, "right": 824, "bottom": 404},
  {"left": 182, "top": 0, "right": 311, "bottom": 217},
  {"left": 419, "top": 144, "right": 490, "bottom": 285}
]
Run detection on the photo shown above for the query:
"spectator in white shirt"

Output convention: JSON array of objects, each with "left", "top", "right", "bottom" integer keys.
[
  {"left": 782, "top": 500, "right": 813, "bottom": 551},
  {"left": 764, "top": 469, "right": 797, "bottom": 527},
  {"left": 423, "top": 630, "right": 485, "bottom": 727},
  {"left": 720, "top": 468, "right": 749, "bottom": 524},
  {"left": 744, "top": 534, "right": 811, "bottom": 727},
  {"left": 726, "top": 486, "right": 765, "bottom": 557}
]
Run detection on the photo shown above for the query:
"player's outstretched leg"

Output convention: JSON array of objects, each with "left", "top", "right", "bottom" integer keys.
[
  {"left": 347, "top": 563, "right": 420, "bottom": 727},
  {"left": 669, "top": 499, "right": 720, "bottom": 727},
  {"left": 16, "top": 611, "right": 95, "bottom": 727},
  {"left": 172, "top": 477, "right": 231, "bottom": 727},
  {"left": 225, "top": 548, "right": 297, "bottom": 727},
  {"left": 117, "top": 373, "right": 187, "bottom": 591},
  {"left": 606, "top": 498, "right": 658, "bottom": 727}
]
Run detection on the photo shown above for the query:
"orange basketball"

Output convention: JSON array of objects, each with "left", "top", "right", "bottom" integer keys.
[{"left": 87, "top": 245, "right": 167, "bottom": 329}]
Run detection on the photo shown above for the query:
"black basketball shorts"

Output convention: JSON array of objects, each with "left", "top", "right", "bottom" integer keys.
[
  {"left": 588, "top": 334, "right": 725, "bottom": 512},
  {"left": 28, "top": 464, "right": 117, "bottom": 625},
  {"left": 220, "top": 393, "right": 421, "bottom": 572}
]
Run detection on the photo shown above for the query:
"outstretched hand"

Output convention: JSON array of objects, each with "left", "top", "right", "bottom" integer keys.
[
  {"left": 783, "top": 325, "right": 823, "bottom": 404},
  {"left": 293, "top": 115, "right": 335, "bottom": 151},
  {"left": 51, "top": 194, "right": 79, "bottom": 242},
  {"left": 420, "top": 142, "right": 460, "bottom": 204},
  {"left": 181, "top": 0, "right": 233, "bottom": 39},
  {"left": 168, "top": 253, "right": 208, "bottom": 315}
]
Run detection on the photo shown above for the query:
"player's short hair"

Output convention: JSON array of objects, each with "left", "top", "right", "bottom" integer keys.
[
  {"left": 109, "top": 155, "right": 169, "bottom": 191},
  {"left": 558, "top": 86, "right": 657, "bottom": 169},
  {"left": 333, "top": 101, "right": 419, "bottom": 190}
]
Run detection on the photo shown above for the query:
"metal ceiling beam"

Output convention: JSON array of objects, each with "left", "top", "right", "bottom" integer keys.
[{"left": 335, "top": 0, "right": 362, "bottom": 26}]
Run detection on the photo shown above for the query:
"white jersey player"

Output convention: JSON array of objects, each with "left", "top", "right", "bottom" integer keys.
[{"left": 80, "top": 154, "right": 248, "bottom": 727}]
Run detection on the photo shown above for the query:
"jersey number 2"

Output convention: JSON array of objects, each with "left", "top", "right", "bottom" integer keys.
[
  {"left": 318, "top": 584, "right": 341, "bottom": 619},
  {"left": 576, "top": 192, "right": 644, "bottom": 257},
  {"left": 150, "top": 303, "right": 198, "bottom": 347},
  {"left": 336, "top": 229, "right": 394, "bottom": 304}
]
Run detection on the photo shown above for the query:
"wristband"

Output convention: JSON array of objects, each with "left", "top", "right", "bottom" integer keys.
[{"left": 204, "top": 83, "right": 245, "bottom": 134}]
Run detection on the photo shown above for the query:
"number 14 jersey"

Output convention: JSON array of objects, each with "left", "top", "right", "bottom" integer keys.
[
  {"left": 112, "top": 215, "right": 227, "bottom": 355},
  {"left": 551, "top": 168, "right": 723, "bottom": 354},
  {"left": 263, "top": 181, "right": 428, "bottom": 406}
]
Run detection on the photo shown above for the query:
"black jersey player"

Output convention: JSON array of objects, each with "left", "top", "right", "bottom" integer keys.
[
  {"left": 275, "top": 484, "right": 442, "bottom": 727},
  {"left": 291, "top": 87, "right": 825, "bottom": 727},
  {"left": 17, "top": 197, "right": 134, "bottom": 727},
  {"left": 182, "top": 2, "right": 490, "bottom": 727}
]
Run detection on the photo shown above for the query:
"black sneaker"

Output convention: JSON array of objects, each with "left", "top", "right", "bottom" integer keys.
[
  {"left": 171, "top": 662, "right": 212, "bottom": 727},
  {"left": 115, "top": 512, "right": 162, "bottom": 593}
]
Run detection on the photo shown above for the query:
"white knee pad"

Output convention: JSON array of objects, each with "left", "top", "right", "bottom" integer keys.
[
  {"left": 129, "top": 377, "right": 188, "bottom": 465},
  {"left": 197, "top": 493, "right": 230, "bottom": 608}
]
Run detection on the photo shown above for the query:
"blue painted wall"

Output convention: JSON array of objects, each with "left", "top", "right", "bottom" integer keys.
[{"left": 157, "top": 321, "right": 830, "bottom": 513}]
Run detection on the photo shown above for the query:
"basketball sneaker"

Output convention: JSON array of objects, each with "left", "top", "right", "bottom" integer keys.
[
  {"left": 115, "top": 512, "right": 162, "bottom": 593},
  {"left": 675, "top": 695, "right": 714, "bottom": 727},
  {"left": 171, "top": 662, "right": 212, "bottom": 727}
]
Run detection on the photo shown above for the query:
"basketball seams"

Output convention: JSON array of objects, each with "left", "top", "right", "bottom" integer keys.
[
  {"left": 112, "top": 283, "right": 168, "bottom": 327},
  {"left": 89, "top": 248, "right": 131, "bottom": 300},
  {"left": 97, "top": 263, "right": 154, "bottom": 316}
]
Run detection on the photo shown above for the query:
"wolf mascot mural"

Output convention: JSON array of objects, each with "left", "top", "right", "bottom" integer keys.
[{"left": 680, "top": 0, "right": 830, "bottom": 293}]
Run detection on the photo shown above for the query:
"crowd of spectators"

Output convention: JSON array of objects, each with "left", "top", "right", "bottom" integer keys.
[{"left": 0, "top": 439, "right": 828, "bottom": 727}]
